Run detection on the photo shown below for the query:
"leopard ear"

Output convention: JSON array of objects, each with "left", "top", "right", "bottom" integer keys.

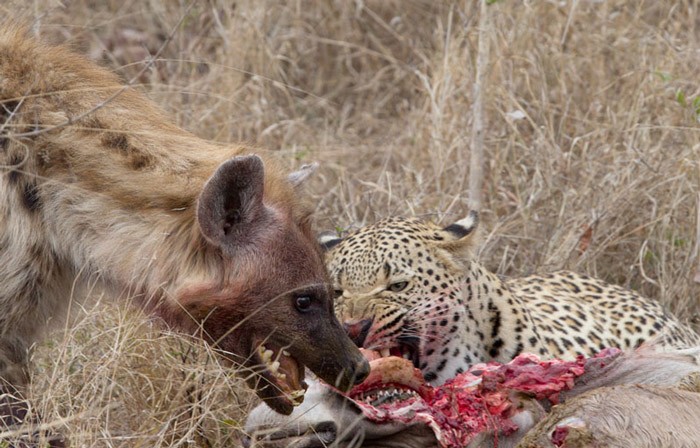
[
  {"left": 443, "top": 211, "right": 479, "bottom": 240},
  {"left": 437, "top": 211, "right": 480, "bottom": 259},
  {"left": 318, "top": 231, "right": 343, "bottom": 251}
]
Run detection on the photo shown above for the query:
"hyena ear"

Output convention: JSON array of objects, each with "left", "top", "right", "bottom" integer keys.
[
  {"left": 197, "top": 155, "right": 267, "bottom": 249},
  {"left": 288, "top": 162, "right": 319, "bottom": 188},
  {"left": 318, "top": 231, "right": 343, "bottom": 251}
]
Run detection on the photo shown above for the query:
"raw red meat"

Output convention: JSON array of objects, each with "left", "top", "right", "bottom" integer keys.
[{"left": 342, "top": 348, "right": 621, "bottom": 447}]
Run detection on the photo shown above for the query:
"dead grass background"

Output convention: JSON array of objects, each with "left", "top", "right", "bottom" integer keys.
[{"left": 2, "top": 0, "right": 699, "bottom": 446}]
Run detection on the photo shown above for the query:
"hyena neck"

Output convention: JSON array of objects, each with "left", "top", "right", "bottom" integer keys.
[{"left": 43, "top": 147, "right": 214, "bottom": 307}]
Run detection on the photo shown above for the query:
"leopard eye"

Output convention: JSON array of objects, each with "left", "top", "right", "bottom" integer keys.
[
  {"left": 333, "top": 289, "right": 343, "bottom": 299},
  {"left": 388, "top": 281, "right": 408, "bottom": 293}
]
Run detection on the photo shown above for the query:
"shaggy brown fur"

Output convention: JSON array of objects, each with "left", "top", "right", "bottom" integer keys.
[{"left": 0, "top": 24, "right": 367, "bottom": 443}]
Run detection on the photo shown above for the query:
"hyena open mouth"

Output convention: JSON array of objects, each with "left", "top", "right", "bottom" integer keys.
[{"left": 251, "top": 338, "right": 307, "bottom": 411}]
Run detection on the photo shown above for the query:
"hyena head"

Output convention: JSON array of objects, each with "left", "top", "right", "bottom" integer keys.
[{"left": 167, "top": 155, "right": 368, "bottom": 415}]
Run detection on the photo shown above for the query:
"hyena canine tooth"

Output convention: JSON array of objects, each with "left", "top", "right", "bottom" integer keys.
[{"left": 0, "top": 24, "right": 368, "bottom": 424}]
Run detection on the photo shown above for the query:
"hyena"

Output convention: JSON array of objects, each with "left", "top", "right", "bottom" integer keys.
[{"left": 0, "top": 24, "right": 368, "bottom": 441}]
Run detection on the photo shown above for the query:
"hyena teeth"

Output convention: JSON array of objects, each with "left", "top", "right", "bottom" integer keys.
[
  {"left": 289, "top": 388, "right": 306, "bottom": 405},
  {"left": 289, "top": 389, "right": 305, "bottom": 399},
  {"left": 259, "top": 346, "right": 288, "bottom": 378},
  {"left": 262, "top": 349, "right": 274, "bottom": 363},
  {"left": 258, "top": 345, "right": 278, "bottom": 367},
  {"left": 282, "top": 350, "right": 290, "bottom": 357},
  {"left": 380, "top": 348, "right": 391, "bottom": 358}
]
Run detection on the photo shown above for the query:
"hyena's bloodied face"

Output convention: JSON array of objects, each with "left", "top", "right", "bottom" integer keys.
[{"left": 168, "top": 156, "right": 368, "bottom": 415}]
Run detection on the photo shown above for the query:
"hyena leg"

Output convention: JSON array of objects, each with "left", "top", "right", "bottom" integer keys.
[
  {"left": 0, "top": 265, "right": 70, "bottom": 447},
  {"left": 0, "top": 334, "right": 31, "bottom": 428},
  {"left": 0, "top": 332, "right": 68, "bottom": 448}
]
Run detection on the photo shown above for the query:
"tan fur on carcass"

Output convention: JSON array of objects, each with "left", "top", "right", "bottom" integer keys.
[{"left": 516, "top": 383, "right": 700, "bottom": 448}]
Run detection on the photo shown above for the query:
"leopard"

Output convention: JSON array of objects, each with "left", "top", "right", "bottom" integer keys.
[{"left": 319, "top": 211, "right": 700, "bottom": 386}]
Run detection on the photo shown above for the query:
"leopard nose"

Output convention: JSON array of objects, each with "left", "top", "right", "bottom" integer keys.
[{"left": 343, "top": 318, "right": 373, "bottom": 347}]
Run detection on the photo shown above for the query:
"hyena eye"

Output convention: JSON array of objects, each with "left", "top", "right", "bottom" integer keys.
[
  {"left": 388, "top": 281, "right": 408, "bottom": 293},
  {"left": 295, "top": 295, "right": 312, "bottom": 312}
]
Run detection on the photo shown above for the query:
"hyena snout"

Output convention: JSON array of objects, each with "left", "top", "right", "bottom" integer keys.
[{"left": 306, "top": 326, "right": 370, "bottom": 392}]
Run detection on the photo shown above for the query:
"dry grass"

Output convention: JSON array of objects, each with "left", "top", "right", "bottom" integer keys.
[{"left": 2, "top": 0, "right": 699, "bottom": 446}]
